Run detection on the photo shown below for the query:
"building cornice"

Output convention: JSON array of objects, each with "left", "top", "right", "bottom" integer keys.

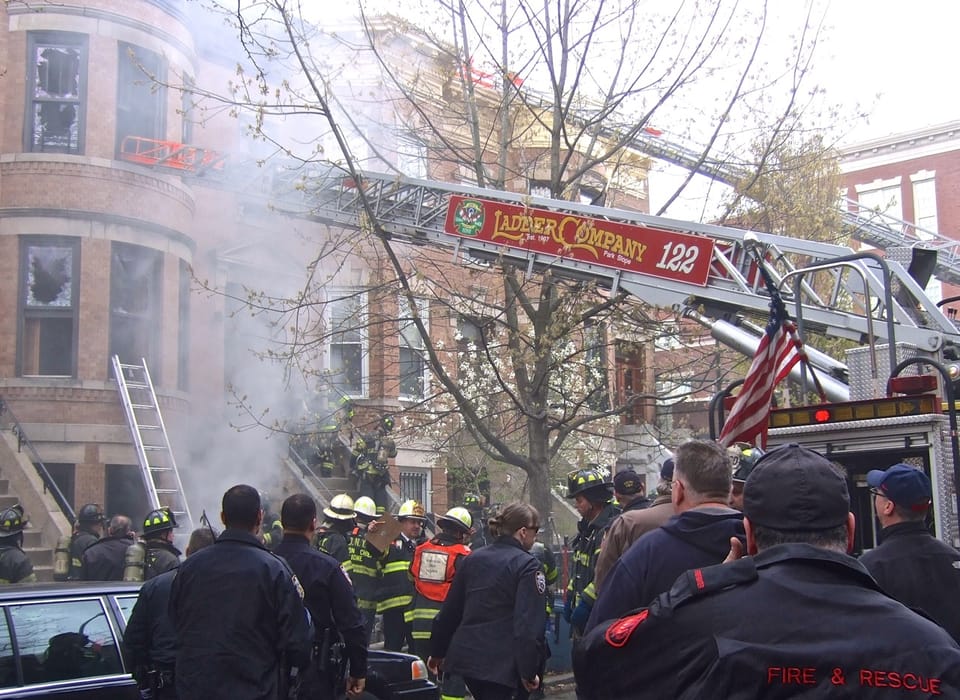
[{"left": 840, "top": 121, "right": 960, "bottom": 173}]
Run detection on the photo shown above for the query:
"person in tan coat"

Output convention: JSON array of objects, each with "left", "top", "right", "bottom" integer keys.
[{"left": 594, "top": 459, "right": 676, "bottom": 592}]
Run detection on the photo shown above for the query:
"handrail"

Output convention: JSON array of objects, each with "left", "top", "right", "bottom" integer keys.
[{"left": 0, "top": 396, "right": 76, "bottom": 524}]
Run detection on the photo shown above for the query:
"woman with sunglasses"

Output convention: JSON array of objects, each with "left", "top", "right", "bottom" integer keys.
[{"left": 428, "top": 502, "right": 548, "bottom": 700}]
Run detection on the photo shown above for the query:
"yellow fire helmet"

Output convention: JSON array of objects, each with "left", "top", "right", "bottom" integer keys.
[
  {"left": 437, "top": 506, "right": 472, "bottom": 533},
  {"left": 323, "top": 493, "right": 356, "bottom": 521},
  {"left": 397, "top": 499, "right": 426, "bottom": 521},
  {"left": 353, "top": 496, "right": 378, "bottom": 520}
]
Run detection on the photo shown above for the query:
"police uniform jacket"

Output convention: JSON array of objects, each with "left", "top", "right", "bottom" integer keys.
[
  {"left": 274, "top": 534, "right": 368, "bottom": 679},
  {"left": 587, "top": 505, "right": 743, "bottom": 631},
  {"left": 69, "top": 529, "right": 98, "bottom": 579},
  {"left": 169, "top": 528, "right": 311, "bottom": 700},
  {"left": 124, "top": 567, "right": 178, "bottom": 670},
  {"left": 594, "top": 495, "right": 673, "bottom": 592},
  {"left": 143, "top": 539, "right": 182, "bottom": 580},
  {"left": 573, "top": 543, "right": 960, "bottom": 699},
  {"left": 0, "top": 544, "right": 35, "bottom": 584},
  {"left": 860, "top": 520, "right": 960, "bottom": 643},
  {"left": 81, "top": 534, "right": 132, "bottom": 581},
  {"left": 430, "top": 535, "right": 547, "bottom": 689}
]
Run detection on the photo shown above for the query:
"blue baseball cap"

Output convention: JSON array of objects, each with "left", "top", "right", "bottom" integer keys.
[{"left": 866, "top": 465, "right": 932, "bottom": 511}]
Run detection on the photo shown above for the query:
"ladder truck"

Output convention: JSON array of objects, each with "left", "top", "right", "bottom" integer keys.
[{"left": 121, "top": 137, "right": 960, "bottom": 551}]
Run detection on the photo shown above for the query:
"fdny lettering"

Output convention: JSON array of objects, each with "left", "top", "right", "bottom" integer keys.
[
  {"left": 767, "top": 667, "right": 816, "bottom": 686},
  {"left": 859, "top": 670, "right": 941, "bottom": 694}
]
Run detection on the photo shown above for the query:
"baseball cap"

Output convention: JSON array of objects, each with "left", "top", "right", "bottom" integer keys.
[
  {"left": 660, "top": 458, "right": 675, "bottom": 481},
  {"left": 743, "top": 444, "right": 849, "bottom": 531},
  {"left": 867, "top": 464, "right": 932, "bottom": 511},
  {"left": 614, "top": 470, "right": 642, "bottom": 495}
]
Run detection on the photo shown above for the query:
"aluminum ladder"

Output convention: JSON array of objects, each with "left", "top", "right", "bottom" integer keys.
[{"left": 111, "top": 355, "right": 193, "bottom": 533}]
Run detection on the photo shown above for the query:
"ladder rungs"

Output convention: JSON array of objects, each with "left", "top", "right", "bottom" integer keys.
[
  {"left": 125, "top": 381, "right": 149, "bottom": 388},
  {"left": 149, "top": 467, "right": 174, "bottom": 472},
  {"left": 131, "top": 404, "right": 156, "bottom": 410},
  {"left": 143, "top": 445, "right": 167, "bottom": 451},
  {"left": 156, "top": 489, "right": 178, "bottom": 494},
  {"left": 138, "top": 425, "right": 160, "bottom": 430}
]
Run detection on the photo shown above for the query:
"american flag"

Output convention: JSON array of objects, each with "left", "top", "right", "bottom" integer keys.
[{"left": 718, "top": 279, "right": 801, "bottom": 449}]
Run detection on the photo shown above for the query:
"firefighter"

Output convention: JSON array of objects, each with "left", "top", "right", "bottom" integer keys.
[
  {"left": 563, "top": 465, "right": 619, "bottom": 636},
  {"left": 81, "top": 514, "right": 135, "bottom": 581},
  {"left": 132, "top": 507, "right": 182, "bottom": 581},
  {"left": 259, "top": 492, "right": 283, "bottom": 551},
  {"left": 0, "top": 506, "right": 36, "bottom": 584},
  {"left": 353, "top": 416, "right": 397, "bottom": 515},
  {"left": 378, "top": 499, "right": 424, "bottom": 652},
  {"left": 65, "top": 503, "right": 105, "bottom": 580},
  {"left": 275, "top": 494, "right": 367, "bottom": 700},
  {"left": 314, "top": 493, "right": 355, "bottom": 565},
  {"left": 728, "top": 443, "right": 764, "bottom": 511},
  {"left": 124, "top": 527, "right": 216, "bottom": 699},
  {"left": 428, "top": 502, "right": 547, "bottom": 699},
  {"left": 406, "top": 506, "right": 472, "bottom": 700},
  {"left": 463, "top": 493, "right": 490, "bottom": 549},
  {"left": 347, "top": 496, "right": 381, "bottom": 645}
]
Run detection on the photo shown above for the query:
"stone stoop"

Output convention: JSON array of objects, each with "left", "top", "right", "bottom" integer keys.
[{"left": 0, "top": 478, "right": 54, "bottom": 582}]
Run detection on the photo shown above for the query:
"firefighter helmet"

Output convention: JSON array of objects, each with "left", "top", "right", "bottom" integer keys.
[
  {"left": 142, "top": 507, "right": 178, "bottom": 536},
  {"left": 382, "top": 415, "right": 395, "bottom": 433},
  {"left": 463, "top": 493, "right": 481, "bottom": 508},
  {"left": 732, "top": 444, "right": 765, "bottom": 483},
  {"left": 0, "top": 507, "right": 25, "bottom": 536},
  {"left": 323, "top": 494, "right": 356, "bottom": 521},
  {"left": 437, "top": 506, "right": 472, "bottom": 533},
  {"left": 566, "top": 465, "right": 612, "bottom": 499},
  {"left": 353, "top": 496, "right": 378, "bottom": 520},
  {"left": 397, "top": 499, "right": 426, "bottom": 521},
  {"left": 77, "top": 503, "right": 105, "bottom": 524}
]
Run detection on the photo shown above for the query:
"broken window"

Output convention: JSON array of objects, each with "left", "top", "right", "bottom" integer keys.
[
  {"left": 328, "top": 292, "right": 366, "bottom": 396},
  {"left": 27, "top": 32, "right": 86, "bottom": 154},
  {"left": 116, "top": 42, "right": 166, "bottom": 156},
  {"left": 19, "top": 238, "right": 78, "bottom": 376},
  {"left": 110, "top": 242, "right": 162, "bottom": 379}
]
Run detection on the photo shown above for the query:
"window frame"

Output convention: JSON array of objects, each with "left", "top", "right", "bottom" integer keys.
[
  {"left": 115, "top": 41, "right": 167, "bottom": 157},
  {"left": 398, "top": 296, "right": 429, "bottom": 401},
  {"left": 326, "top": 290, "right": 368, "bottom": 398},
  {"left": 17, "top": 236, "right": 80, "bottom": 378},
  {"left": 24, "top": 31, "right": 88, "bottom": 155}
]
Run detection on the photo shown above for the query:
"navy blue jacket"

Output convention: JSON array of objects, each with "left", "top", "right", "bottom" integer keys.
[
  {"left": 586, "top": 506, "right": 743, "bottom": 631},
  {"left": 574, "top": 544, "right": 960, "bottom": 699},
  {"left": 124, "top": 567, "right": 177, "bottom": 670},
  {"left": 81, "top": 534, "right": 132, "bottom": 581},
  {"left": 169, "top": 529, "right": 311, "bottom": 700},
  {"left": 860, "top": 520, "right": 960, "bottom": 643},
  {"left": 431, "top": 536, "right": 547, "bottom": 689},
  {"left": 274, "top": 534, "right": 368, "bottom": 679}
]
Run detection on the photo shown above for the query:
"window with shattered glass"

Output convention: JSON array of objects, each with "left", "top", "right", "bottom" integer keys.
[
  {"left": 27, "top": 32, "right": 86, "bottom": 154},
  {"left": 328, "top": 292, "right": 366, "bottom": 396},
  {"left": 110, "top": 242, "right": 162, "bottom": 379},
  {"left": 19, "top": 238, "right": 78, "bottom": 376}
]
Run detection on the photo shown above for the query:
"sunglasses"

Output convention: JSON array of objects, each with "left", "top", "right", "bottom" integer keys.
[{"left": 524, "top": 524, "right": 540, "bottom": 534}]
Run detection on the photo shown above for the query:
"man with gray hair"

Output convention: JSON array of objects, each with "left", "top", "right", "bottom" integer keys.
[
  {"left": 574, "top": 443, "right": 960, "bottom": 698},
  {"left": 586, "top": 441, "right": 743, "bottom": 630},
  {"left": 82, "top": 514, "right": 135, "bottom": 581}
]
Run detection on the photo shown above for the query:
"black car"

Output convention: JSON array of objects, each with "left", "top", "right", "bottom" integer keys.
[{"left": 0, "top": 581, "right": 437, "bottom": 699}]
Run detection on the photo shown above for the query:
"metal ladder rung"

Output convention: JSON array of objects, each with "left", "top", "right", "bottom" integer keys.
[
  {"left": 131, "top": 403, "right": 156, "bottom": 410},
  {"left": 156, "top": 488, "right": 178, "bottom": 494},
  {"left": 149, "top": 467, "right": 174, "bottom": 473}
]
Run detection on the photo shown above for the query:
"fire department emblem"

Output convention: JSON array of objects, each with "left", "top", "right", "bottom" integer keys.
[
  {"left": 452, "top": 199, "right": 484, "bottom": 236},
  {"left": 535, "top": 571, "right": 546, "bottom": 595}
]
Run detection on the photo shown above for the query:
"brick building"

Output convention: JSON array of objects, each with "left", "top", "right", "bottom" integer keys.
[{"left": 0, "top": 0, "right": 660, "bottom": 558}]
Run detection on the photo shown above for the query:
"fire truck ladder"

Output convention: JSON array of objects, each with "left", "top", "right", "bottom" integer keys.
[
  {"left": 280, "top": 170, "right": 960, "bottom": 354},
  {"left": 112, "top": 355, "right": 194, "bottom": 533},
  {"left": 624, "top": 128, "right": 960, "bottom": 285}
]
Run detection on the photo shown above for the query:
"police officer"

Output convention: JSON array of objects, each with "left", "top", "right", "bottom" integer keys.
[
  {"left": 573, "top": 444, "right": 960, "bottom": 698},
  {"left": 135, "top": 507, "right": 182, "bottom": 580},
  {"left": 346, "top": 496, "right": 381, "bottom": 645},
  {"left": 378, "top": 499, "right": 425, "bottom": 652},
  {"left": 314, "top": 493, "right": 355, "bottom": 564},
  {"left": 124, "top": 527, "right": 216, "bottom": 699},
  {"left": 169, "top": 484, "right": 311, "bottom": 700},
  {"left": 563, "top": 465, "right": 619, "bottom": 635},
  {"left": 275, "top": 494, "right": 367, "bottom": 700},
  {"left": 0, "top": 506, "right": 36, "bottom": 584},
  {"left": 407, "top": 507, "right": 472, "bottom": 700},
  {"left": 429, "top": 502, "right": 547, "bottom": 700},
  {"left": 67, "top": 503, "right": 104, "bottom": 580},
  {"left": 82, "top": 514, "right": 134, "bottom": 581}
]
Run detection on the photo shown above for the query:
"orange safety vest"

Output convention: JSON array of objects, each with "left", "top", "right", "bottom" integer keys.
[{"left": 411, "top": 540, "right": 471, "bottom": 602}]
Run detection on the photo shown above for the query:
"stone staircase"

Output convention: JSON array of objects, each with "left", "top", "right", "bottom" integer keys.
[{"left": 0, "top": 478, "right": 55, "bottom": 582}]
